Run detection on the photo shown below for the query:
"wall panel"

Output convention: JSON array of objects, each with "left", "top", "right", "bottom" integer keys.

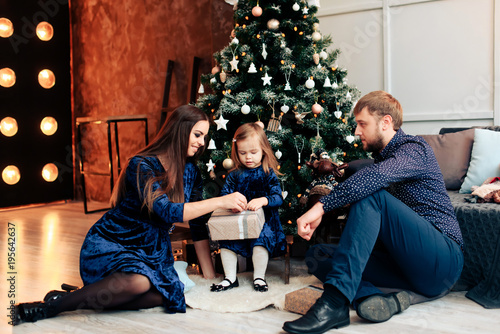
[
  {"left": 318, "top": 0, "right": 498, "bottom": 134},
  {"left": 391, "top": 0, "right": 494, "bottom": 122},
  {"left": 321, "top": 9, "right": 385, "bottom": 95}
]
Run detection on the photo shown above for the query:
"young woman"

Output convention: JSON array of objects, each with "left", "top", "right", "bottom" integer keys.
[
  {"left": 14, "top": 105, "right": 247, "bottom": 325},
  {"left": 210, "top": 123, "right": 287, "bottom": 293}
]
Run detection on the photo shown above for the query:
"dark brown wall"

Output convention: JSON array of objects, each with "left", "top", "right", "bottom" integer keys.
[{"left": 71, "top": 0, "right": 233, "bottom": 202}]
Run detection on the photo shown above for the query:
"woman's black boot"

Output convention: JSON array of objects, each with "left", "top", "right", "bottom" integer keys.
[
  {"left": 13, "top": 301, "right": 57, "bottom": 326},
  {"left": 43, "top": 283, "right": 80, "bottom": 303}
]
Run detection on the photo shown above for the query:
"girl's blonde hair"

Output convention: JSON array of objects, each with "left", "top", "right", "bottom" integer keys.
[
  {"left": 230, "top": 123, "right": 282, "bottom": 176},
  {"left": 110, "top": 105, "right": 209, "bottom": 211}
]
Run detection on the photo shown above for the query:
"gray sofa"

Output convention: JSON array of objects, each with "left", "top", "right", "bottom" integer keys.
[{"left": 421, "top": 126, "right": 500, "bottom": 309}]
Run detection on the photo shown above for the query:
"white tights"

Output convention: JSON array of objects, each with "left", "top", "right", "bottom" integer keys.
[{"left": 218, "top": 246, "right": 269, "bottom": 286}]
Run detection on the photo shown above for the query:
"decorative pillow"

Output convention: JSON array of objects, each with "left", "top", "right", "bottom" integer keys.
[
  {"left": 421, "top": 129, "right": 475, "bottom": 190},
  {"left": 459, "top": 129, "right": 500, "bottom": 193}
]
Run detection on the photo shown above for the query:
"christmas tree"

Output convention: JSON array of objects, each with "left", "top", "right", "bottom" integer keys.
[{"left": 196, "top": 0, "right": 369, "bottom": 234}]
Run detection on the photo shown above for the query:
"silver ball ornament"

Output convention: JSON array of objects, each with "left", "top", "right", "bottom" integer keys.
[
  {"left": 305, "top": 78, "right": 315, "bottom": 89},
  {"left": 312, "top": 31, "right": 322, "bottom": 41},
  {"left": 241, "top": 104, "right": 251, "bottom": 114}
]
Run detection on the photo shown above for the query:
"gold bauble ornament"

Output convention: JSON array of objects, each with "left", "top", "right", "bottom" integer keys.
[
  {"left": 313, "top": 53, "right": 320, "bottom": 65},
  {"left": 223, "top": 158, "right": 235, "bottom": 170},
  {"left": 267, "top": 19, "right": 280, "bottom": 31},
  {"left": 312, "top": 103, "right": 323, "bottom": 114},
  {"left": 220, "top": 71, "right": 227, "bottom": 83},
  {"left": 252, "top": 6, "right": 263, "bottom": 17}
]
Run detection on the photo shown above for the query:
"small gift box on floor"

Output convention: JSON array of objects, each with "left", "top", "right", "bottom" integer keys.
[
  {"left": 208, "top": 208, "right": 265, "bottom": 240},
  {"left": 284, "top": 283, "right": 324, "bottom": 315}
]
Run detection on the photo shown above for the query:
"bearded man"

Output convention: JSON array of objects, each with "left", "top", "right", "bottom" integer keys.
[{"left": 283, "top": 90, "right": 464, "bottom": 334}]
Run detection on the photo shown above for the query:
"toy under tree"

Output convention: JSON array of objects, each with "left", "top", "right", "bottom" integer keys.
[{"left": 196, "top": 0, "right": 369, "bottom": 235}]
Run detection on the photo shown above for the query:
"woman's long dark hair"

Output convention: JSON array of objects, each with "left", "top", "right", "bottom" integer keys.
[{"left": 110, "top": 105, "right": 210, "bottom": 211}]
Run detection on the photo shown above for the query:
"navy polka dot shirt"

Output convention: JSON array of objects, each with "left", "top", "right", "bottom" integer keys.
[{"left": 320, "top": 129, "right": 464, "bottom": 249}]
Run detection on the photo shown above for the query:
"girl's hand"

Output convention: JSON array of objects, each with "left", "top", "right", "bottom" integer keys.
[
  {"left": 221, "top": 192, "right": 247, "bottom": 212},
  {"left": 247, "top": 197, "right": 268, "bottom": 211}
]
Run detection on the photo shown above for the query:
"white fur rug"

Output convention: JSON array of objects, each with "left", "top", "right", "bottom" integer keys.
[{"left": 184, "top": 273, "right": 321, "bottom": 313}]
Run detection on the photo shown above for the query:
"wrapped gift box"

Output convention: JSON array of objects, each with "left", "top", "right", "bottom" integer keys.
[
  {"left": 284, "top": 284, "right": 324, "bottom": 315},
  {"left": 208, "top": 208, "right": 265, "bottom": 240}
]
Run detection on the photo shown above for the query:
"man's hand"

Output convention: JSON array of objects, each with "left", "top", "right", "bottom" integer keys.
[{"left": 297, "top": 202, "right": 325, "bottom": 241}]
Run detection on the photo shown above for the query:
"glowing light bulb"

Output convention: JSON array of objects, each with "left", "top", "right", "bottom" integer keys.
[
  {"left": 0, "top": 18, "right": 14, "bottom": 38},
  {"left": 42, "top": 163, "right": 58, "bottom": 182},
  {"left": 0, "top": 68, "right": 16, "bottom": 87},
  {"left": 2, "top": 165, "right": 21, "bottom": 185},
  {"left": 36, "top": 22, "right": 54, "bottom": 41},
  {"left": 38, "top": 69, "right": 55, "bottom": 89},
  {"left": 0, "top": 117, "right": 18, "bottom": 137},
  {"left": 40, "top": 117, "right": 58, "bottom": 136}
]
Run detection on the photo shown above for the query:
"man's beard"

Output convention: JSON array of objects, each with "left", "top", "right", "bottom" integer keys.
[{"left": 364, "top": 132, "right": 385, "bottom": 153}]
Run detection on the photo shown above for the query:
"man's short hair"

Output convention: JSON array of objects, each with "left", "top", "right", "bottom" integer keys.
[{"left": 353, "top": 91, "right": 403, "bottom": 130}]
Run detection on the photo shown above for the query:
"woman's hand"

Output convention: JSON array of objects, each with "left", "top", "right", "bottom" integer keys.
[
  {"left": 221, "top": 192, "right": 247, "bottom": 212},
  {"left": 247, "top": 197, "right": 268, "bottom": 211},
  {"left": 182, "top": 192, "right": 247, "bottom": 221},
  {"left": 297, "top": 202, "right": 325, "bottom": 241}
]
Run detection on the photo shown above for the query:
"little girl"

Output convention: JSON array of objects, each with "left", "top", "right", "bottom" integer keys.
[{"left": 210, "top": 123, "right": 287, "bottom": 292}]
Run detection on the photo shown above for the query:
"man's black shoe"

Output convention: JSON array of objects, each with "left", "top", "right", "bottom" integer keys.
[
  {"left": 356, "top": 291, "right": 410, "bottom": 323},
  {"left": 283, "top": 298, "right": 350, "bottom": 334}
]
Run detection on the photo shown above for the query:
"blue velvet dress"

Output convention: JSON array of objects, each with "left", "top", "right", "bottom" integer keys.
[
  {"left": 79, "top": 156, "right": 208, "bottom": 313},
  {"left": 218, "top": 166, "right": 287, "bottom": 258}
]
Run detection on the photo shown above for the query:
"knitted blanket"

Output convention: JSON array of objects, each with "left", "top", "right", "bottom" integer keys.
[{"left": 448, "top": 190, "right": 500, "bottom": 308}]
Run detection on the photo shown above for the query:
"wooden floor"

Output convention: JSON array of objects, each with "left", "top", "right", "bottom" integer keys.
[{"left": 1, "top": 201, "right": 498, "bottom": 334}]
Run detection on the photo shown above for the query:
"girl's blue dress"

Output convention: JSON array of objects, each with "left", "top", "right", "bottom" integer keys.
[
  {"left": 79, "top": 156, "right": 207, "bottom": 313},
  {"left": 218, "top": 166, "right": 287, "bottom": 258}
]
